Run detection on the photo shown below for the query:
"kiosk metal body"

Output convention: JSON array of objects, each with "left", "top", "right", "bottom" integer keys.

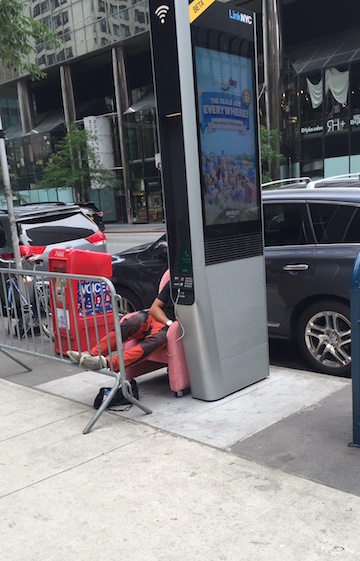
[{"left": 149, "top": 0, "right": 269, "bottom": 400}]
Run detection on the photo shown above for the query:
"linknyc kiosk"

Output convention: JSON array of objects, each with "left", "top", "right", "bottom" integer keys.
[{"left": 149, "top": 0, "right": 269, "bottom": 400}]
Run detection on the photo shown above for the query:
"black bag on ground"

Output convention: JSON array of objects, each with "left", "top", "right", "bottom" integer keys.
[{"left": 93, "top": 379, "right": 139, "bottom": 410}]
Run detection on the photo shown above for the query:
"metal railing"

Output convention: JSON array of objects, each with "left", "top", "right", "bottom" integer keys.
[{"left": 0, "top": 264, "right": 151, "bottom": 433}]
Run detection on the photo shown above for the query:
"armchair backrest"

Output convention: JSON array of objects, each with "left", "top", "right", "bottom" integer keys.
[{"left": 159, "top": 269, "right": 170, "bottom": 292}]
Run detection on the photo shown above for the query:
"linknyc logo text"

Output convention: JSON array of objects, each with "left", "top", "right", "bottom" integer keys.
[{"left": 228, "top": 10, "right": 253, "bottom": 25}]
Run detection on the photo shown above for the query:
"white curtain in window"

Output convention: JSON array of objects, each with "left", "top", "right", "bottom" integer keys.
[
  {"left": 325, "top": 68, "right": 349, "bottom": 104},
  {"left": 306, "top": 77, "right": 323, "bottom": 108},
  {"left": 306, "top": 68, "right": 349, "bottom": 108}
]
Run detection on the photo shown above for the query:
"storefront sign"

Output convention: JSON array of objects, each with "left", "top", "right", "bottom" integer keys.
[
  {"left": 301, "top": 124, "right": 323, "bottom": 135},
  {"left": 350, "top": 115, "right": 360, "bottom": 127},
  {"left": 326, "top": 118, "right": 348, "bottom": 133}
]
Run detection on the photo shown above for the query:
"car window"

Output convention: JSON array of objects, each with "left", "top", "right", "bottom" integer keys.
[
  {"left": 263, "top": 202, "right": 310, "bottom": 246},
  {"left": 343, "top": 207, "right": 360, "bottom": 243},
  {"left": 0, "top": 217, "right": 10, "bottom": 250},
  {"left": 308, "top": 203, "right": 358, "bottom": 243},
  {"left": 18, "top": 212, "right": 97, "bottom": 246}
]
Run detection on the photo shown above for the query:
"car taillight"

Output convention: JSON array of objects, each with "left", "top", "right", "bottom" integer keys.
[
  {"left": 20, "top": 245, "right": 46, "bottom": 257},
  {"left": 86, "top": 231, "right": 106, "bottom": 245},
  {"left": 1, "top": 252, "right": 14, "bottom": 260}
]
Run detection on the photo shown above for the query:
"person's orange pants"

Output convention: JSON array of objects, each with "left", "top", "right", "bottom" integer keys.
[{"left": 90, "top": 310, "right": 167, "bottom": 372}]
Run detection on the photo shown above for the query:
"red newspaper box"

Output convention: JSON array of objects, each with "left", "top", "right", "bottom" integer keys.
[{"left": 48, "top": 248, "right": 114, "bottom": 355}]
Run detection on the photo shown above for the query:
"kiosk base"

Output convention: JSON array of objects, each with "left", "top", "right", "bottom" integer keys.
[{"left": 178, "top": 257, "right": 269, "bottom": 401}]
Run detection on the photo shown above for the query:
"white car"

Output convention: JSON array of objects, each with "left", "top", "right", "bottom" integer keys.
[{"left": 0, "top": 202, "right": 107, "bottom": 269}]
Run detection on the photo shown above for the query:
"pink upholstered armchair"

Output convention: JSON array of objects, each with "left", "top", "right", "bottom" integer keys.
[{"left": 121, "top": 269, "right": 190, "bottom": 397}]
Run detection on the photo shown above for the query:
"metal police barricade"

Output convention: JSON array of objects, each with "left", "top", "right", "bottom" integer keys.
[
  {"left": 0, "top": 259, "right": 151, "bottom": 434},
  {"left": 350, "top": 252, "right": 360, "bottom": 447}
]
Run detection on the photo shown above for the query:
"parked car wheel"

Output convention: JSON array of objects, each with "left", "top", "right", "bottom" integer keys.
[
  {"left": 297, "top": 300, "right": 351, "bottom": 377},
  {"left": 116, "top": 286, "right": 143, "bottom": 316}
]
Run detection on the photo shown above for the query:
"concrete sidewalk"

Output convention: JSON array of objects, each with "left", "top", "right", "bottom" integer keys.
[{"left": 1, "top": 348, "right": 360, "bottom": 560}]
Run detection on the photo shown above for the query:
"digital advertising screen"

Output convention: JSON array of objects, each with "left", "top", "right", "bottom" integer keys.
[{"left": 194, "top": 44, "right": 259, "bottom": 230}]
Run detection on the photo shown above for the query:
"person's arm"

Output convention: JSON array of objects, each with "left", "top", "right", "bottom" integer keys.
[{"left": 149, "top": 297, "right": 170, "bottom": 325}]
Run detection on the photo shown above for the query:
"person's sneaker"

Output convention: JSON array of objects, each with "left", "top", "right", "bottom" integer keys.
[
  {"left": 80, "top": 354, "right": 107, "bottom": 371},
  {"left": 66, "top": 350, "right": 83, "bottom": 364}
]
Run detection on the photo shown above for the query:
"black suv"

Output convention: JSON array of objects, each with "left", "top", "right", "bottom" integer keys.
[{"left": 262, "top": 187, "right": 360, "bottom": 377}]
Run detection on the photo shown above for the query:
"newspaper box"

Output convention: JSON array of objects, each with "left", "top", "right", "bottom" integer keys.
[{"left": 48, "top": 248, "right": 114, "bottom": 355}]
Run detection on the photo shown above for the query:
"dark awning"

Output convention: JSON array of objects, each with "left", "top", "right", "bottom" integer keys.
[
  {"left": 124, "top": 91, "right": 155, "bottom": 115},
  {"left": 5, "top": 111, "right": 64, "bottom": 140},
  {"left": 286, "top": 27, "right": 360, "bottom": 74}
]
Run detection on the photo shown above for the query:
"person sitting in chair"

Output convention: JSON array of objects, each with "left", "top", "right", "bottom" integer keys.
[{"left": 66, "top": 275, "right": 175, "bottom": 372}]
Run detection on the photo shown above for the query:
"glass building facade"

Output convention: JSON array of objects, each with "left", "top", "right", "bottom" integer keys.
[
  {"left": 124, "top": 107, "right": 163, "bottom": 223},
  {"left": 281, "top": 47, "right": 360, "bottom": 179},
  {"left": 1, "top": 0, "right": 360, "bottom": 221},
  {"left": 0, "top": 0, "right": 159, "bottom": 223}
]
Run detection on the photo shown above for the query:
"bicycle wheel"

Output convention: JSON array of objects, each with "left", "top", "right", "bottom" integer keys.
[{"left": 35, "top": 279, "right": 54, "bottom": 340}]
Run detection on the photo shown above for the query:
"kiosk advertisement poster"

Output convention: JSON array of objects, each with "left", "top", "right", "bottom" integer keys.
[{"left": 195, "top": 46, "right": 258, "bottom": 227}]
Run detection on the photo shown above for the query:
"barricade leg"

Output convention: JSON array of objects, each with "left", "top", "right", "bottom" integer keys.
[
  {"left": 0, "top": 347, "right": 32, "bottom": 372},
  {"left": 82, "top": 368, "right": 152, "bottom": 434}
]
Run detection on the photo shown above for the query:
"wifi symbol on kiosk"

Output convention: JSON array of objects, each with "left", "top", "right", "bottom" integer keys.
[{"left": 155, "top": 4, "right": 170, "bottom": 24}]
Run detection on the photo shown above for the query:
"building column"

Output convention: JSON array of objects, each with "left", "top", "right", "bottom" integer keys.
[
  {"left": 60, "top": 65, "right": 76, "bottom": 127},
  {"left": 262, "top": 0, "right": 282, "bottom": 132},
  {"left": 17, "top": 79, "right": 35, "bottom": 134},
  {"left": 112, "top": 45, "right": 132, "bottom": 224},
  {"left": 262, "top": 0, "right": 282, "bottom": 178}
]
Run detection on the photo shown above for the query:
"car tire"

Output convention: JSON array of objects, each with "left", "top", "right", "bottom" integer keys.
[
  {"left": 297, "top": 300, "right": 351, "bottom": 377},
  {"left": 115, "top": 287, "right": 143, "bottom": 316}
]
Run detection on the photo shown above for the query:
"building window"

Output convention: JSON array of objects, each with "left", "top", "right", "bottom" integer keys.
[
  {"left": 56, "top": 50, "right": 65, "bottom": 62},
  {"left": 47, "top": 53, "right": 56, "bottom": 65},
  {"left": 119, "top": 5, "right": 129, "bottom": 20},
  {"left": 324, "top": 132, "right": 349, "bottom": 158},
  {"left": 63, "top": 28, "right": 71, "bottom": 42},
  {"left": 52, "top": 13, "right": 61, "bottom": 28},
  {"left": 109, "top": 3, "right": 118, "bottom": 16},
  {"left": 120, "top": 23, "right": 130, "bottom": 37},
  {"left": 41, "top": 15, "right": 51, "bottom": 27},
  {"left": 350, "top": 131, "right": 360, "bottom": 155},
  {"left": 99, "top": 19, "right": 108, "bottom": 33},
  {"left": 40, "top": 0, "right": 50, "bottom": 13},
  {"left": 300, "top": 71, "right": 323, "bottom": 126},
  {"left": 135, "top": 9, "right": 145, "bottom": 23}
]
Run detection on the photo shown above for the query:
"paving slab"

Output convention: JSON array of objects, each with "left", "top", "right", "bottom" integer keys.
[
  {"left": 35, "top": 365, "right": 349, "bottom": 449},
  {"left": 1, "top": 380, "right": 360, "bottom": 561}
]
